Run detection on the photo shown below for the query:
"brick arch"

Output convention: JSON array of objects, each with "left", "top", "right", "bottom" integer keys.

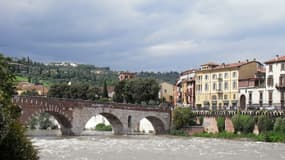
[
  {"left": 21, "top": 107, "right": 73, "bottom": 135},
  {"left": 136, "top": 115, "right": 167, "bottom": 134},
  {"left": 83, "top": 112, "right": 124, "bottom": 135}
]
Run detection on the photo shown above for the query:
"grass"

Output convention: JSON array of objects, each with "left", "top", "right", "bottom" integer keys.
[
  {"left": 94, "top": 123, "right": 112, "bottom": 131},
  {"left": 170, "top": 129, "right": 188, "bottom": 136},
  {"left": 192, "top": 131, "right": 285, "bottom": 142},
  {"left": 15, "top": 76, "right": 28, "bottom": 82}
]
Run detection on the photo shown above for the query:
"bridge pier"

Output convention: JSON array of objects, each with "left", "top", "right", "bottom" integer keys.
[{"left": 61, "top": 128, "right": 74, "bottom": 136}]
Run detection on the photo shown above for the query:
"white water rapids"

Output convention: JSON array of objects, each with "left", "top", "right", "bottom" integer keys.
[{"left": 31, "top": 135, "right": 285, "bottom": 160}]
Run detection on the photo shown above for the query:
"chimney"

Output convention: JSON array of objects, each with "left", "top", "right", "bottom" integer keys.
[
  {"left": 246, "top": 59, "right": 249, "bottom": 62},
  {"left": 253, "top": 58, "right": 256, "bottom": 61},
  {"left": 238, "top": 60, "right": 241, "bottom": 63},
  {"left": 276, "top": 54, "right": 279, "bottom": 61},
  {"left": 222, "top": 63, "right": 225, "bottom": 68}
]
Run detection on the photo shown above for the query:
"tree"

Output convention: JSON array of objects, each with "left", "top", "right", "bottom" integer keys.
[
  {"left": 113, "top": 78, "right": 160, "bottom": 104},
  {"left": 0, "top": 53, "right": 38, "bottom": 159},
  {"left": 102, "top": 80, "right": 108, "bottom": 98},
  {"left": 173, "top": 107, "right": 196, "bottom": 129}
]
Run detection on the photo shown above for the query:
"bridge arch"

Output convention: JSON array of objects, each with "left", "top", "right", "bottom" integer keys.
[
  {"left": 136, "top": 115, "right": 167, "bottom": 134},
  {"left": 100, "top": 112, "right": 124, "bottom": 134},
  {"left": 83, "top": 112, "right": 124, "bottom": 135},
  {"left": 24, "top": 109, "right": 73, "bottom": 135}
]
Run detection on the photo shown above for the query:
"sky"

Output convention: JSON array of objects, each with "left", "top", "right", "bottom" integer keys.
[{"left": 1, "top": 0, "right": 285, "bottom": 72}]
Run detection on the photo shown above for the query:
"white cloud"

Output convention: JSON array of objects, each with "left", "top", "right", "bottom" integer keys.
[{"left": 144, "top": 40, "right": 198, "bottom": 57}]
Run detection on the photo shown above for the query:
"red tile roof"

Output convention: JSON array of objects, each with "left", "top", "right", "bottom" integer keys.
[
  {"left": 265, "top": 55, "right": 285, "bottom": 64},
  {"left": 201, "top": 62, "right": 219, "bottom": 66},
  {"left": 199, "top": 60, "right": 262, "bottom": 71},
  {"left": 181, "top": 69, "right": 197, "bottom": 75}
]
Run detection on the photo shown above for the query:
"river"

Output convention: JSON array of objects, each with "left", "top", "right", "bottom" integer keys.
[{"left": 30, "top": 133, "right": 285, "bottom": 160}]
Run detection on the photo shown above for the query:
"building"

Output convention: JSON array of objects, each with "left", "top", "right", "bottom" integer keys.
[
  {"left": 118, "top": 72, "right": 136, "bottom": 81},
  {"left": 195, "top": 60, "right": 263, "bottom": 110},
  {"left": 159, "top": 82, "right": 174, "bottom": 103},
  {"left": 174, "top": 69, "right": 196, "bottom": 108},
  {"left": 239, "top": 67, "right": 266, "bottom": 110},
  {"left": 16, "top": 82, "right": 49, "bottom": 96},
  {"left": 264, "top": 55, "right": 285, "bottom": 109}
]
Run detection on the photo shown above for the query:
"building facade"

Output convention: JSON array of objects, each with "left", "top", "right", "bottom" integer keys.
[
  {"left": 159, "top": 82, "right": 174, "bottom": 103},
  {"left": 174, "top": 69, "right": 196, "bottom": 108},
  {"left": 118, "top": 72, "right": 136, "bottom": 81},
  {"left": 239, "top": 69, "right": 266, "bottom": 110},
  {"left": 195, "top": 60, "right": 263, "bottom": 110},
  {"left": 264, "top": 55, "right": 285, "bottom": 109}
]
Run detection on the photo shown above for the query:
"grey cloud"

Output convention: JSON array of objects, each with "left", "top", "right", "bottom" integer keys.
[{"left": 1, "top": 0, "right": 285, "bottom": 71}]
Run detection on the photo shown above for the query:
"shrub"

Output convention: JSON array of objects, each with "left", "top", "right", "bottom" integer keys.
[
  {"left": 232, "top": 114, "right": 255, "bottom": 134},
  {"left": 173, "top": 107, "right": 196, "bottom": 129},
  {"left": 95, "top": 123, "right": 112, "bottom": 131},
  {"left": 257, "top": 115, "right": 274, "bottom": 133},
  {"left": 217, "top": 117, "right": 225, "bottom": 132},
  {"left": 273, "top": 117, "right": 285, "bottom": 133},
  {"left": 0, "top": 121, "right": 39, "bottom": 160}
]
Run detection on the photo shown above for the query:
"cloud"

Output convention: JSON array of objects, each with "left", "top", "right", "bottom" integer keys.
[
  {"left": 144, "top": 40, "right": 198, "bottom": 57},
  {"left": 1, "top": 0, "right": 285, "bottom": 71}
]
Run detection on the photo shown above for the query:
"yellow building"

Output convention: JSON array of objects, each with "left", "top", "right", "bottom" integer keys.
[
  {"left": 159, "top": 82, "right": 174, "bottom": 103},
  {"left": 195, "top": 60, "right": 263, "bottom": 110}
]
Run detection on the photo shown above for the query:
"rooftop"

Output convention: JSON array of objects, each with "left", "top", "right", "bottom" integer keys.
[
  {"left": 199, "top": 60, "right": 262, "bottom": 72},
  {"left": 265, "top": 55, "right": 285, "bottom": 64}
]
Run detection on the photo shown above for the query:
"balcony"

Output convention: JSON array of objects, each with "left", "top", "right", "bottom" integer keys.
[
  {"left": 216, "top": 89, "right": 223, "bottom": 94},
  {"left": 218, "top": 78, "right": 223, "bottom": 81},
  {"left": 276, "top": 83, "right": 285, "bottom": 91}
]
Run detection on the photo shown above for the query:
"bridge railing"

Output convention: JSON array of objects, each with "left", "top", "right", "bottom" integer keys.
[{"left": 13, "top": 96, "right": 171, "bottom": 112}]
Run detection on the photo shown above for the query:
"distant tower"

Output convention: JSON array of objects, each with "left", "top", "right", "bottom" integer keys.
[{"left": 118, "top": 72, "right": 136, "bottom": 81}]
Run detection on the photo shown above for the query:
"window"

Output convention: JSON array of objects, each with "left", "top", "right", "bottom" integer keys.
[
  {"left": 164, "top": 89, "right": 167, "bottom": 93},
  {"left": 218, "top": 94, "right": 223, "bottom": 100},
  {"left": 281, "top": 92, "right": 284, "bottom": 107},
  {"left": 205, "top": 75, "right": 208, "bottom": 80},
  {"left": 232, "top": 80, "right": 237, "bottom": 89},
  {"left": 267, "top": 76, "right": 274, "bottom": 87},
  {"left": 205, "top": 83, "right": 209, "bottom": 91},
  {"left": 213, "top": 83, "right": 216, "bottom": 90},
  {"left": 233, "top": 94, "right": 236, "bottom": 99},
  {"left": 232, "top": 72, "right": 237, "bottom": 78},
  {"left": 269, "top": 64, "right": 273, "bottom": 72},
  {"left": 249, "top": 92, "right": 252, "bottom": 105},
  {"left": 224, "top": 81, "right": 228, "bottom": 90},
  {"left": 268, "top": 91, "right": 273, "bottom": 105},
  {"left": 279, "top": 75, "right": 285, "bottom": 87},
  {"left": 212, "top": 74, "right": 217, "bottom": 80},
  {"left": 259, "top": 91, "right": 263, "bottom": 106},
  {"left": 282, "top": 63, "right": 285, "bottom": 71},
  {"left": 224, "top": 73, "right": 228, "bottom": 79},
  {"left": 212, "top": 95, "right": 217, "bottom": 100},
  {"left": 219, "top": 73, "right": 222, "bottom": 78},
  {"left": 224, "top": 95, "right": 228, "bottom": 100},
  {"left": 218, "top": 82, "right": 222, "bottom": 91}
]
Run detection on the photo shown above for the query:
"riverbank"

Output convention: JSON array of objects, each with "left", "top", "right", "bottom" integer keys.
[{"left": 170, "top": 130, "right": 285, "bottom": 143}]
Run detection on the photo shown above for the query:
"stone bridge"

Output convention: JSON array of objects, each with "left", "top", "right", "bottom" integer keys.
[{"left": 12, "top": 96, "right": 171, "bottom": 136}]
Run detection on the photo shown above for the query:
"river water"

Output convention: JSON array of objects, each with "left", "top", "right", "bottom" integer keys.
[{"left": 31, "top": 134, "right": 285, "bottom": 160}]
